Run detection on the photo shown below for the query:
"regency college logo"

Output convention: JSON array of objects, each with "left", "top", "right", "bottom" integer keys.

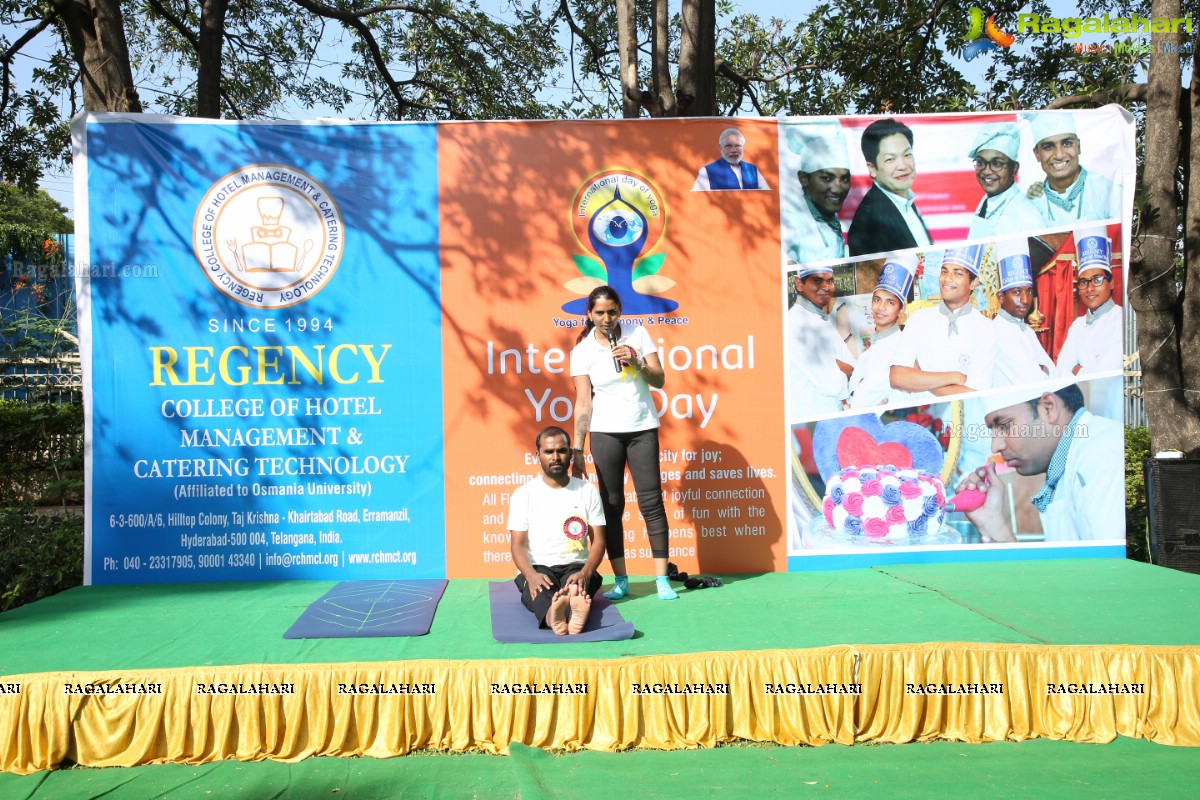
[
  {"left": 192, "top": 165, "right": 344, "bottom": 309},
  {"left": 963, "top": 7, "right": 1015, "bottom": 61},
  {"left": 562, "top": 169, "right": 678, "bottom": 315}
]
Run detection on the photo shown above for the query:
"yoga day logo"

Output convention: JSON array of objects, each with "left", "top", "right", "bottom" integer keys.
[
  {"left": 562, "top": 169, "right": 678, "bottom": 315},
  {"left": 192, "top": 165, "right": 344, "bottom": 309}
]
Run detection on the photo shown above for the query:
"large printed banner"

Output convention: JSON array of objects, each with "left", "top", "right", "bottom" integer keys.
[{"left": 74, "top": 108, "right": 1134, "bottom": 584}]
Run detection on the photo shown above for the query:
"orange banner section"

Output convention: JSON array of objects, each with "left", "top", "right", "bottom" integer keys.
[{"left": 439, "top": 119, "right": 786, "bottom": 578}]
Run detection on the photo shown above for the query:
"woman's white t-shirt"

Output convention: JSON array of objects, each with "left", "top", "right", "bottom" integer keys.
[{"left": 569, "top": 324, "right": 660, "bottom": 433}]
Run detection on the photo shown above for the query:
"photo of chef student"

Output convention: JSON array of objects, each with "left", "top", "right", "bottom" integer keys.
[
  {"left": 846, "top": 253, "right": 915, "bottom": 410},
  {"left": 1023, "top": 111, "right": 1123, "bottom": 225},
  {"left": 783, "top": 125, "right": 852, "bottom": 264},
  {"left": 967, "top": 122, "right": 1045, "bottom": 240},
  {"left": 956, "top": 379, "right": 1124, "bottom": 543},
  {"left": 787, "top": 263, "right": 854, "bottom": 416},
  {"left": 990, "top": 237, "right": 1055, "bottom": 388},
  {"left": 889, "top": 245, "right": 995, "bottom": 403}
]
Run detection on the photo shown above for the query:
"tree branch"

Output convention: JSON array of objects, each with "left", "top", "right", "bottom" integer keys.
[
  {"left": 290, "top": 0, "right": 428, "bottom": 114},
  {"left": 1045, "top": 83, "right": 1148, "bottom": 108},
  {"left": 720, "top": 60, "right": 822, "bottom": 85},
  {"left": 1, "top": 15, "right": 54, "bottom": 114},
  {"left": 145, "top": 0, "right": 200, "bottom": 49},
  {"left": 303, "top": 0, "right": 495, "bottom": 55},
  {"left": 715, "top": 60, "right": 765, "bottom": 115},
  {"left": 0, "top": 16, "right": 54, "bottom": 65},
  {"left": 554, "top": 0, "right": 608, "bottom": 74},
  {"left": 143, "top": 0, "right": 243, "bottom": 118},
  {"left": 914, "top": 0, "right": 951, "bottom": 62}
]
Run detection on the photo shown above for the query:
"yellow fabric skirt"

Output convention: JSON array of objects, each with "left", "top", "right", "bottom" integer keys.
[{"left": 2, "top": 644, "right": 1197, "bottom": 774}]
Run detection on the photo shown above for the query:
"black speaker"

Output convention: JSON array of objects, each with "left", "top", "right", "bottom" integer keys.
[{"left": 1144, "top": 458, "right": 1200, "bottom": 575}]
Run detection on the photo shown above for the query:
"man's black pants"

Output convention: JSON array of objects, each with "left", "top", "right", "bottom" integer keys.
[{"left": 514, "top": 564, "right": 602, "bottom": 627}]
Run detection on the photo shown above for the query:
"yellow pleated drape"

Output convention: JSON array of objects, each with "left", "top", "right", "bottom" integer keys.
[{"left": 2, "top": 644, "right": 1198, "bottom": 775}]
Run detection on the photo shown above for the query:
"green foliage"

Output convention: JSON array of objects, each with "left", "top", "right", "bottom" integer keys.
[
  {"left": 0, "top": 60, "right": 73, "bottom": 191},
  {"left": 1124, "top": 425, "right": 1151, "bottom": 563},
  {"left": 2, "top": 0, "right": 566, "bottom": 186},
  {"left": 0, "top": 401, "right": 84, "bottom": 506},
  {"left": 0, "top": 506, "right": 84, "bottom": 612},
  {"left": 0, "top": 185, "right": 73, "bottom": 232},
  {"left": 0, "top": 288, "right": 77, "bottom": 364}
]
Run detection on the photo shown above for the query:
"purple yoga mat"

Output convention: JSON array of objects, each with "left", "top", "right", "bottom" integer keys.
[
  {"left": 284, "top": 580, "right": 447, "bottom": 639},
  {"left": 488, "top": 580, "right": 635, "bottom": 643}
]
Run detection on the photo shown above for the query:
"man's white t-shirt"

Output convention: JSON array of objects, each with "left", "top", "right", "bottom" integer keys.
[
  {"left": 570, "top": 324, "right": 660, "bottom": 432},
  {"left": 507, "top": 476, "right": 605, "bottom": 567}
]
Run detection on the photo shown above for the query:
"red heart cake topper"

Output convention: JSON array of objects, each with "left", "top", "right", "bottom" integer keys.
[
  {"left": 835, "top": 426, "right": 913, "bottom": 470},
  {"left": 811, "top": 413, "right": 945, "bottom": 482}
]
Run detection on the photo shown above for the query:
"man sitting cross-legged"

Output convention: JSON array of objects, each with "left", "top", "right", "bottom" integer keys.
[{"left": 507, "top": 426, "right": 607, "bottom": 635}]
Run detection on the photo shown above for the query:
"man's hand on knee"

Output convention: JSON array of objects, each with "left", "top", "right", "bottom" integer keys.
[{"left": 525, "top": 570, "right": 554, "bottom": 599}]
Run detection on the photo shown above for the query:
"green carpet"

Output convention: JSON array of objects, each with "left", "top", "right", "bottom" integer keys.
[
  {"left": 1, "top": 738, "right": 1198, "bottom": 799},
  {"left": 1, "top": 559, "right": 1196, "bottom": 676}
]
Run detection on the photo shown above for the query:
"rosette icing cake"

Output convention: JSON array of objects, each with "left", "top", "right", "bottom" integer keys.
[{"left": 821, "top": 465, "right": 946, "bottom": 544}]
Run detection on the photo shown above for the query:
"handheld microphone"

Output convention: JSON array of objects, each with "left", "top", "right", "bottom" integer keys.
[{"left": 607, "top": 327, "right": 621, "bottom": 373}]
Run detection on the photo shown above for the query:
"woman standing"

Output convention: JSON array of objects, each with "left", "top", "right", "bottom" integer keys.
[{"left": 569, "top": 286, "right": 675, "bottom": 600}]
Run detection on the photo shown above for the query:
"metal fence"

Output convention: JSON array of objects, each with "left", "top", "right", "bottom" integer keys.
[
  {"left": 0, "top": 356, "right": 82, "bottom": 404},
  {"left": 1125, "top": 306, "right": 1146, "bottom": 428}
]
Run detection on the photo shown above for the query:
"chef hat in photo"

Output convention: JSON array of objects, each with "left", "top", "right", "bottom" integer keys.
[
  {"left": 995, "top": 237, "right": 1033, "bottom": 291},
  {"left": 795, "top": 263, "right": 835, "bottom": 279},
  {"left": 1026, "top": 111, "right": 1078, "bottom": 146},
  {"left": 799, "top": 128, "right": 852, "bottom": 173},
  {"left": 942, "top": 244, "right": 984, "bottom": 276},
  {"left": 980, "top": 378, "right": 1077, "bottom": 417},
  {"left": 875, "top": 252, "right": 917, "bottom": 304},
  {"left": 969, "top": 122, "right": 1021, "bottom": 161},
  {"left": 1074, "top": 226, "right": 1112, "bottom": 274}
]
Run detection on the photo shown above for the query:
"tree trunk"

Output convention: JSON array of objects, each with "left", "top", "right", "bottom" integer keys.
[
  {"left": 677, "top": 0, "right": 715, "bottom": 116},
  {"left": 1133, "top": 0, "right": 1200, "bottom": 454},
  {"left": 650, "top": 0, "right": 675, "bottom": 117},
  {"left": 615, "top": 0, "right": 640, "bottom": 119},
  {"left": 1179, "top": 22, "right": 1200, "bottom": 449},
  {"left": 53, "top": 0, "right": 141, "bottom": 112},
  {"left": 196, "top": 0, "right": 230, "bottom": 118}
]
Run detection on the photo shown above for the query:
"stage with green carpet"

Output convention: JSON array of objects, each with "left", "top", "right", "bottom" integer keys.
[
  {"left": 1, "top": 559, "right": 1198, "bottom": 776},
  {"left": 4, "top": 739, "right": 1200, "bottom": 800}
]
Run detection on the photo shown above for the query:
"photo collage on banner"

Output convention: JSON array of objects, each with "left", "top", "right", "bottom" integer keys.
[{"left": 779, "top": 107, "right": 1134, "bottom": 566}]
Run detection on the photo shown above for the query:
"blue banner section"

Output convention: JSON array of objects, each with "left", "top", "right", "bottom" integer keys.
[
  {"left": 84, "top": 119, "right": 445, "bottom": 583},
  {"left": 787, "top": 545, "right": 1128, "bottom": 572}
]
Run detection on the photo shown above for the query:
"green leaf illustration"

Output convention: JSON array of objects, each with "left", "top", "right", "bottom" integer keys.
[
  {"left": 572, "top": 254, "right": 607, "bottom": 280},
  {"left": 632, "top": 252, "right": 666, "bottom": 281}
]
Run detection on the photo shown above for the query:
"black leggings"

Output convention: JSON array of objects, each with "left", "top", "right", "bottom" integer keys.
[{"left": 590, "top": 428, "right": 669, "bottom": 560}]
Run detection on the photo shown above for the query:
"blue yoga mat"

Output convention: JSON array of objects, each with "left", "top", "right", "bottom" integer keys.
[
  {"left": 284, "top": 580, "right": 447, "bottom": 639},
  {"left": 488, "top": 580, "right": 635, "bottom": 643}
]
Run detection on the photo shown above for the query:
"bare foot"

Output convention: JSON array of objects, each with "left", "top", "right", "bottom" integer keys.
[
  {"left": 568, "top": 591, "right": 591, "bottom": 635},
  {"left": 547, "top": 590, "right": 570, "bottom": 636}
]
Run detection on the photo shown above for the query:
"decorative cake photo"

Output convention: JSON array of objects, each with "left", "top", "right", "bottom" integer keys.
[
  {"left": 822, "top": 466, "right": 946, "bottom": 544},
  {"left": 799, "top": 412, "right": 961, "bottom": 548}
]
